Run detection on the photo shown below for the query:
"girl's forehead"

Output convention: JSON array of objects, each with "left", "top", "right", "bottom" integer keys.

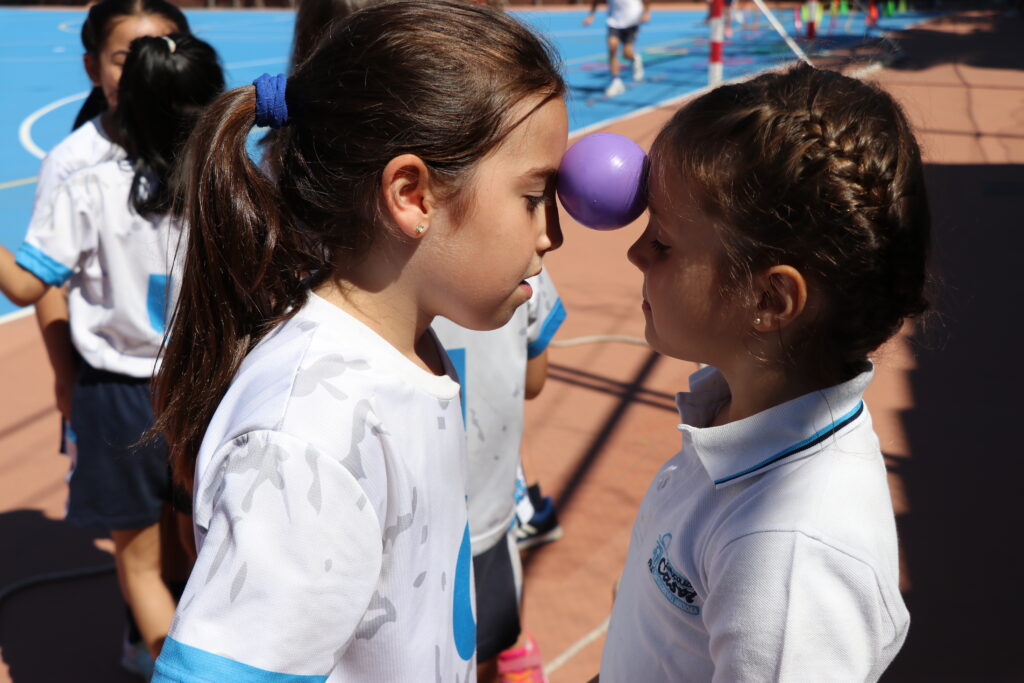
[{"left": 105, "top": 13, "right": 177, "bottom": 48}]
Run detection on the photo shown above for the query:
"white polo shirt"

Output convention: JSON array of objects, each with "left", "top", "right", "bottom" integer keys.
[
  {"left": 432, "top": 270, "right": 566, "bottom": 555},
  {"left": 154, "top": 294, "right": 476, "bottom": 682},
  {"left": 601, "top": 364, "right": 909, "bottom": 682}
]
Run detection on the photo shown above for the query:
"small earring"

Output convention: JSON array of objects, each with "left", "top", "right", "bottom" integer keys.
[
  {"left": 753, "top": 316, "right": 762, "bottom": 326},
  {"left": 415, "top": 225, "right": 425, "bottom": 235}
]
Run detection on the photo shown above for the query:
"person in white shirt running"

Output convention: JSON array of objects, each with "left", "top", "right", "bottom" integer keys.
[
  {"left": 598, "top": 64, "right": 930, "bottom": 681},
  {"left": 0, "top": 33, "right": 224, "bottom": 664},
  {"left": 148, "top": 3, "right": 568, "bottom": 680},
  {"left": 583, "top": 0, "right": 652, "bottom": 97}
]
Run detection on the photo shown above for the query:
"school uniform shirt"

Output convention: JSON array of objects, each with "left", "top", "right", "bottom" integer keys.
[
  {"left": 15, "top": 159, "right": 180, "bottom": 378},
  {"left": 601, "top": 364, "right": 909, "bottom": 682},
  {"left": 606, "top": 0, "right": 645, "bottom": 29},
  {"left": 28, "top": 113, "right": 124, "bottom": 232},
  {"left": 154, "top": 293, "right": 477, "bottom": 683},
  {"left": 432, "top": 270, "right": 566, "bottom": 556}
]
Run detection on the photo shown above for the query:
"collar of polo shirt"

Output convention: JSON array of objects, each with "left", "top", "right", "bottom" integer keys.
[{"left": 675, "top": 364, "right": 873, "bottom": 488}]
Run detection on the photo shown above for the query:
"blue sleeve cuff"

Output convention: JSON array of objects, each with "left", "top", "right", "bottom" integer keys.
[
  {"left": 153, "top": 637, "right": 328, "bottom": 683},
  {"left": 14, "top": 242, "right": 72, "bottom": 286},
  {"left": 527, "top": 298, "right": 566, "bottom": 359}
]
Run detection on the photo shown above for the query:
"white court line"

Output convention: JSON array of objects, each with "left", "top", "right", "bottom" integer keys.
[
  {"left": 18, "top": 90, "right": 90, "bottom": 160},
  {"left": 0, "top": 176, "right": 37, "bottom": 191},
  {"left": 0, "top": 308, "right": 34, "bottom": 326},
  {"left": 544, "top": 615, "right": 610, "bottom": 675}
]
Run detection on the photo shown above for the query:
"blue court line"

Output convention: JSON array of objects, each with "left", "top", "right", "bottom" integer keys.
[{"left": 0, "top": 6, "right": 938, "bottom": 318}]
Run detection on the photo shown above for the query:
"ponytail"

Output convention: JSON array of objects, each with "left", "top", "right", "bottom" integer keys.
[{"left": 153, "top": 86, "right": 325, "bottom": 489}]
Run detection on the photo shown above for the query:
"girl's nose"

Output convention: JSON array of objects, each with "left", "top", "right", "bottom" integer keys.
[
  {"left": 627, "top": 234, "right": 647, "bottom": 270},
  {"left": 543, "top": 202, "right": 563, "bottom": 253}
]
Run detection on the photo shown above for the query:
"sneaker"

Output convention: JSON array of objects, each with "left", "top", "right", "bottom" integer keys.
[
  {"left": 516, "top": 496, "right": 563, "bottom": 550},
  {"left": 120, "top": 636, "right": 154, "bottom": 678},
  {"left": 603, "top": 77, "right": 626, "bottom": 97},
  {"left": 631, "top": 53, "right": 644, "bottom": 81},
  {"left": 498, "top": 633, "right": 547, "bottom": 683}
]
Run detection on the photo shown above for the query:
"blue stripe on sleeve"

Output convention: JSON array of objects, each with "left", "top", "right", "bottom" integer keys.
[
  {"left": 527, "top": 298, "right": 566, "bottom": 359},
  {"left": 14, "top": 242, "right": 72, "bottom": 286},
  {"left": 153, "top": 637, "right": 328, "bottom": 683}
]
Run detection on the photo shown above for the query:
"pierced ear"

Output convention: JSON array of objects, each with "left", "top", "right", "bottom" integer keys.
[
  {"left": 752, "top": 265, "right": 808, "bottom": 331},
  {"left": 381, "top": 154, "right": 435, "bottom": 239},
  {"left": 83, "top": 53, "right": 101, "bottom": 87}
]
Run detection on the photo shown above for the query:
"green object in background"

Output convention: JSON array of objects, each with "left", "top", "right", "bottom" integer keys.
[
  {"left": 884, "top": 0, "right": 895, "bottom": 15},
  {"left": 897, "top": 0, "right": 908, "bottom": 12},
  {"left": 839, "top": 0, "right": 849, "bottom": 14}
]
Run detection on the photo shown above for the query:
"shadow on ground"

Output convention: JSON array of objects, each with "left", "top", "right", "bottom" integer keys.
[
  {"left": 0, "top": 510, "right": 138, "bottom": 682},
  {"left": 883, "top": 162, "right": 1024, "bottom": 682}
]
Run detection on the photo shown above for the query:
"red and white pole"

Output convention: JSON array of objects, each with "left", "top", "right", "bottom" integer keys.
[
  {"left": 806, "top": 0, "right": 818, "bottom": 39},
  {"left": 709, "top": 0, "right": 724, "bottom": 85}
]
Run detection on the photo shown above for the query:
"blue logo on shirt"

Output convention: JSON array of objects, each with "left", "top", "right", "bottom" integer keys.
[
  {"left": 452, "top": 523, "right": 476, "bottom": 660},
  {"left": 648, "top": 533, "right": 700, "bottom": 615}
]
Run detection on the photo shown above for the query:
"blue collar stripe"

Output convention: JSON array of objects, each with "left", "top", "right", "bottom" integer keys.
[{"left": 714, "top": 400, "right": 865, "bottom": 486}]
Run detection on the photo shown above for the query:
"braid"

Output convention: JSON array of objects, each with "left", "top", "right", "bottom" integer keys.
[{"left": 657, "top": 63, "right": 931, "bottom": 379}]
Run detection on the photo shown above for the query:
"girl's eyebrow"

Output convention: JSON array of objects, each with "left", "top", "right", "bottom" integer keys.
[{"left": 522, "top": 167, "right": 557, "bottom": 182}]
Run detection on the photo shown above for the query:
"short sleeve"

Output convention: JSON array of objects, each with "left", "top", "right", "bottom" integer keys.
[
  {"left": 16, "top": 175, "right": 96, "bottom": 286},
  {"left": 156, "top": 430, "right": 384, "bottom": 681},
  {"left": 704, "top": 531, "right": 902, "bottom": 683},
  {"left": 525, "top": 269, "right": 566, "bottom": 358}
]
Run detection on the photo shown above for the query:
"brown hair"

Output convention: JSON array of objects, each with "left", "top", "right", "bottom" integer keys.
[
  {"left": 653, "top": 63, "right": 930, "bottom": 380},
  {"left": 154, "top": 0, "right": 564, "bottom": 488}
]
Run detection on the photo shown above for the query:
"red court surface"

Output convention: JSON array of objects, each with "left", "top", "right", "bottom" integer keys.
[{"left": 2, "top": 8, "right": 1022, "bottom": 681}]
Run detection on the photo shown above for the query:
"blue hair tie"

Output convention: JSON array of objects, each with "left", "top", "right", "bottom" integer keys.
[{"left": 253, "top": 73, "right": 288, "bottom": 129}]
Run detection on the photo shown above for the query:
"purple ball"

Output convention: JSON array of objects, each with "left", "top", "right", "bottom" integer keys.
[{"left": 556, "top": 132, "right": 649, "bottom": 231}]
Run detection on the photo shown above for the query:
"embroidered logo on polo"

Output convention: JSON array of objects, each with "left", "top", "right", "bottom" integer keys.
[{"left": 647, "top": 533, "right": 700, "bottom": 615}]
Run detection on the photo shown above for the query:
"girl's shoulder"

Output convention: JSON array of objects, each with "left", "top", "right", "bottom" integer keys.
[{"left": 42, "top": 115, "right": 124, "bottom": 178}]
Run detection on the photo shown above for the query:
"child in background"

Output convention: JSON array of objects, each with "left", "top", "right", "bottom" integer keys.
[
  {"left": 31, "top": 0, "right": 190, "bottom": 425},
  {"left": 0, "top": 33, "right": 224, "bottom": 665},
  {"left": 149, "top": 2, "right": 566, "bottom": 680},
  {"left": 583, "top": 0, "right": 651, "bottom": 98},
  {"left": 22, "top": 4, "right": 191, "bottom": 672},
  {"left": 433, "top": 268, "right": 566, "bottom": 682},
  {"left": 600, "top": 64, "right": 928, "bottom": 681}
]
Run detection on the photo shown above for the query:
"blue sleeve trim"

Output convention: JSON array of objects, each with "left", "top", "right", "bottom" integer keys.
[
  {"left": 14, "top": 242, "right": 72, "bottom": 286},
  {"left": 527, "top": 298, "right": 566, "bottom": 359},
  {"left": 153, "top": 637, "right": 328, "bottom": 683}
]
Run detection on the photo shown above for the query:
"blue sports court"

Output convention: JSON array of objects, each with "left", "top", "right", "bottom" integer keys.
[{"left": 0, "top": 5, "right": 937, "bottom": 318}]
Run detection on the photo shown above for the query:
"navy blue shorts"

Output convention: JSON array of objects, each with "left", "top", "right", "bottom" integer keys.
[
  {"left": 473, "top": 531, "right": 522, "bottom": 661},
  {"left": 66, "top": 364, "right": 172, "bottom": 531},
  {"left": 608, "top": 25, "right": 640, "bottom": 44}
]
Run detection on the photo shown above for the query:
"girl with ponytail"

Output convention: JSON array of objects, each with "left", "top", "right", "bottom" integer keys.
[
  {"left": 1, "top": 33, "right": 223, "bottom": 667},
  {"left": 151, "top": 2, "right": 566, "bottom": 679}
]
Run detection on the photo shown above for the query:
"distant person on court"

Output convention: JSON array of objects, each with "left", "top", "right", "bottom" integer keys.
[
  {"left": 148, "top": 2, "right": 567, "bottom": 679},
  {"left": 0, "top": 32, "right": 224, "bottom": 668},
  {"left": 433, "top": 267, "right": 566, "bottom": 683},
  {"left": 598, "top": 64, "right": 927, "bottom": 681},
  {"left": 22, "top": 3, "right": 193, "bottom": 672},
  {"left": 583, "top": 0, "right": 651, "bottom": 98}
]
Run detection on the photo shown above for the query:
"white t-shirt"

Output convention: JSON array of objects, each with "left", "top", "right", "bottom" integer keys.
[
  {"left": 432, "top": 270, "right": 565, "bottom": 555},
  {"left": 16, "top": 159, "right": 181, "bottom": 378},
  {"left": 29, "top": 114, "right": 124, "bottom": 231},
  {"left": 601, "top": 364, "right": 909, "bottom": 682},
  {"left": 155, "top": 293, "right": 477, "bottom": 682},
  {"left": 606, "top": 0, "right": 645, "bottom": 29}
]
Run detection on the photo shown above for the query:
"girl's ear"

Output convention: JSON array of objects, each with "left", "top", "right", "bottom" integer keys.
[
  {"left": 381, "top": 154, "right": 436, "bottom": 239},
  {"left": 752, "top": 265, "right": 808, "bottom": 332},
  {"left": 83, "top": 53, "right": 101, "bottom": 87}
]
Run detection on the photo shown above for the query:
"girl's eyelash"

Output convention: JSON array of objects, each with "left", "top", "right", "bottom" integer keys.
[
  {"left": 526, "top": 195, "right": 548, "bottom": 210},
  {"left": 651, "top": 238, "right": 669, "bottom": 252}
]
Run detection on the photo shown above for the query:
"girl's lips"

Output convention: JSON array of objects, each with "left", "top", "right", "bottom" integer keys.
[{"left": 641, "top": 299, "right": 651, "bottom": 312}]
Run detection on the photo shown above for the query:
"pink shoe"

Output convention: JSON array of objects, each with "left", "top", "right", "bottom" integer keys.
[{"left": 498, "top": 633, "right": 547, "bottom": 683}]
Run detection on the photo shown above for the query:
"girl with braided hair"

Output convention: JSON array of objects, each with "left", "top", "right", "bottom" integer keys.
[{"left": 599, "top": 63, "right": 929, "bottom": 681}]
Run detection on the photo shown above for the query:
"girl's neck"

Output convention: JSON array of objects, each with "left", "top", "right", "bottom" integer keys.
[
  {"left": 313, "top": 278, "right": 446, "bottom": 377},
  {"left": 710, "top": 362, "right": 839, "bottom": 428}
]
